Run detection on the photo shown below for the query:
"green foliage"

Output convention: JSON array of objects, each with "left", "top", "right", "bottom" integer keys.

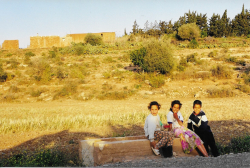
[
  {"left": 142, "top": 41, "right": 175, "bottom": 74},
  {"left": 30, "top": 59, "right": 52, "bottom": 83},
  {"left": 149, "top": 74, "right": 165, "bottom": 88},
  {"left": 217, "top": 134, "right": 250, "bottom": 155},
  {"left": 6, "top": 58, "right": 20, "bottom": 69},
  {"left": 186, "top": 53, "right": 198, "bottom": 63},
  {"left": 97, "top": 90, "right": 135, "bottom": 100},
  {"left": 210, "top": 65, "right": 232, "bottom": 79},
  {"left": 0, "top": 63, "right": 7, "bottom": 82},
  {"left": 0, "top": 149, "right": 67, "bottom": 167},
  {"left": 226, "top": 56, "right": 238, "bottom": 63},
  {"left": 207, "top": 87, "right": 236, "bottom": 98},
  {"left": 187, "top": 39, "right": 199, "bottom": 49},
  {"left": 53, "top": 82, "right": 78, "bottom": 100},
  {"left": 237, "top": 84, "right": 250, "bottom": 93},
  {"left": 84, "top": 33, "right": 103, "bottom": 46},
  {"left": 177, "top": 23, "right": 201, "bottom": 40},
  {"left": 25, "top": 51, "right": 35, "bottom": 57},
  {"left": 208, "top": 50, "right": 218, "bottom": 57},
  {"left": 130, "top": 47, "right": 146, "bottom": 67}
]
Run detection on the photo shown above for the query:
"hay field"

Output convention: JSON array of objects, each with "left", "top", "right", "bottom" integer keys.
[{"left": 1, "top": 97, "right": 250, "bottom": 152}]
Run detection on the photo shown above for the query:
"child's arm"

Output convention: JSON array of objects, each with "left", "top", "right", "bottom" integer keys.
[
  {"left": 173, "top": 113, "right": 183, "bottom": 126},
  {"left": 189, "top": 112, "right": 208, "bottom": 130}
]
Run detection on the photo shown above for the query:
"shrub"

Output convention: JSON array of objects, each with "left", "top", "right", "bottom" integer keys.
[
  {"left": 208, "top": 50, "right": 218, "bottom": 57},
  {"left": 53, "top": 82, "right": 78, "bottom": 100},
  {"left": 149, "top": 74, "right": 165, "bottom": 88},
  {"left": 25, "top": 51, "right": 35, "bottom": 57},
  {"left": 187, "top": 39, "right": 199, "bottom": 49},
  {"left": 30, "top": 59, "right": 52, "bottom": 83},
  {"left": 130, "top": 41, "right": 174, "bottom": 74},
  {"left": 177, "top": 57, "right": 188, "bottom": 71},
  {"left": 6, "top": 59, "right": 20, "bottom": 69},
  {"left": 84, "top": 33, "right": 103, "bottom": 46},
  {"left": 243, "top": 74, "right": 250, "bottom": 85},
  {"left": 217, "top": 134, "right": 250, "bottom": 155},
  {"left": 97, "top": 90, "right": 135, "bottom": 100},
  {"left": 237, "top": 85, "right": 250, "bottom": 93},
  {"left": 30, "top": 89, "right": 42, "bottom": 97},
  {"left": 0, "top": 149, "right": 67, "bottom": 167},
  {"left": 226, "top": 56, "right": 238, "bottom": 63},
  {"left": 130, "top": 47, "right": 146, "bottom": 67},
  {"left": 186, "top": 53, "right": 198, "bottom": 63},
  {"left": 210, "top": 65, "right": 232, "bottom": 79},
  {"left": 207, "top": 87, "right": 236, "bottom": 98},
  {"left": 103, "top": 56, "right": 116, "bottom": 63},
  {"left": 177, "top": 23, "right": 201, "bottom": 40},
  {"left": 8, "top": 85, "right": 20, "bottom": 93},
  {"left": 0, "top": 63, "right": 7, "bottom": 82}
]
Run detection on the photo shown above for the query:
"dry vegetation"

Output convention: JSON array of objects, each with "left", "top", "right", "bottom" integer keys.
[{"left": 1, "top": 35, "right": 250, "bottom": 166}]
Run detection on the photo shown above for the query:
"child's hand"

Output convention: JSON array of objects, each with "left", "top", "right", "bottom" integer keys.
[{"left": 173, "top": 113, "right": 178, "bottom": 120}]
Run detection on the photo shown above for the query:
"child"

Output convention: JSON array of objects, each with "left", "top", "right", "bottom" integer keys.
[
  {"left": 187, "top": 100, "right": 220, "bottom": 157},
  {"left": 167, "top": 100, "right": 208, "bottom": 157},
  {"left": 144, "top": 101, "right": 174, "bottom": 156}
]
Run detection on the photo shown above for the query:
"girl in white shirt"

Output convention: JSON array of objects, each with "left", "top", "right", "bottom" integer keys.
[
  {"left": 144, "top": 101, "right": 174, "bottom": 156},
  {"left": 167, "top": 100, "right": 208, "bottom": 157}
]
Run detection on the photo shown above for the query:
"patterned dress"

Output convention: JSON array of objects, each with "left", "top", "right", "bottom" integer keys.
[{"left": 167, "top": 111, "right": 203, "bottom": 154}]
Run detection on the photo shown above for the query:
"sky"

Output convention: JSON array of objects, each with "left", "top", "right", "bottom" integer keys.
[{"left": 0, "top": 0, "right": 250, "bottom": 48}]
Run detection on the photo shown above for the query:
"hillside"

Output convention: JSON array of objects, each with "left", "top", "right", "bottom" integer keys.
[{"left": 0, "top": 36, "right": 250, "bottom": 102}]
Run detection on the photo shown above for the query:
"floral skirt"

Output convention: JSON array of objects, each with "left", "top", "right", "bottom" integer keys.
[{"left": 173, "top": 126, "right": 203, "bottom": 154}]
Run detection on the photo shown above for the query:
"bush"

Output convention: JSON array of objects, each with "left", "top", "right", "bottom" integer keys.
[
  {"left": 226, "top": 56, "right": 238, "bottom": 63},
  {"left": 0, "top": 63, "right": 7, "bottom": 82},
  {"left": 130, "top": 41, "right": 174, "bottom": 74},
  {"left": 53, "top": 82, "right": 78, "bottom": 100},
  {"left": 6, "top": 59, "right": 20, "bottom": 69},
  {"left": 207, "top": 87, "right": 236, "bottom": 98},
  {"left": 149, "top": 74, "right": 165, "bottom": 88},
  {"left": 30, "top": 59, "right": 52, "bottom": 83},
  {"left": 25, "top": 51, "right": 35, "bottom": 57},
  {"left": 217, "top": 134, "right": 250, "bottom": 155},
  {"left": 186, "top": 53, "right": 198, "bottom": 63},
  {"left": 97, "top": 90, "right": 135, "bottom": 100},
  {"left": 84, "top": 33, "right": 103, "bottom": 46},
  {"left": 177, "top": 23, "right": 201, "bottom": 40},
  {"left": 130, "top": 47, "right": 146, "bottom": 67},
  {"left": 237, "top": 85, "right": 250, "bottom": 93},
  {"left": 0, "top": 149, "right": 67, "bottom": 167},
  {"left": 208, "top": 50, "right": 218, "bottom": 57},
  {"left": 187, "top": 39, "right": 199, "bottom": 49},
  {"left": 210, "top": 65, "right": 232, "bottom": 79}
]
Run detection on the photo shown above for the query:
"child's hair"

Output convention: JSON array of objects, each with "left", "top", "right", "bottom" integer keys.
[
  {"left": 170, "top": 100, "right": 182, "bottom": 111},
  {"left": 148, "top": 101, "right": 161, "bottom": 110},
  {"left": 193, "top": 100, "right": 202, "bottom": 108}
]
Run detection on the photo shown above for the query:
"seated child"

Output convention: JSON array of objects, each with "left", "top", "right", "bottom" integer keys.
[
  {"left": 167, "top": 100, "right": 208, "bottom": 157},
  {"left": 144, "top": 101, "right": 174, "bottom": 156},
  {"left": 187, "top": 100, "right": 220, "bottom": 157}
]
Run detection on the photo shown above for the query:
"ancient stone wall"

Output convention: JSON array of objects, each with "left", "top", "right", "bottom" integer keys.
[
  {"left": 67, "top": 32, "right": 116, "bottom": 43},
  {"left": 29, "top": 32, "right": 115, "bottom": 49},
  {"left": 2, "top": 40, "right": 19, "bottom": 50}
]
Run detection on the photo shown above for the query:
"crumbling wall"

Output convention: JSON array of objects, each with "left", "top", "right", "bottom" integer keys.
[
  {"left": 30, "top": 36, "right": 61, "bottom": 49},
  {"left": 67, "top": 32, "right": 115, "bottom": 44},
  {"left": 2, "top": 40, "right": 19, "bottom": 50}
]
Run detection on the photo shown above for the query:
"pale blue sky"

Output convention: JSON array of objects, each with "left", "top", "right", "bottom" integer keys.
[{"left": 0, "top": 0, "right": 249, "bottom": 48}]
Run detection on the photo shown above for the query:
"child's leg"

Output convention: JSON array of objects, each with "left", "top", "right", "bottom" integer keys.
[
  {"left": 197, "top": 144, "right": 208, "bottom": 157},
  {"left": 155, "top": 131, "right": 174, "bottom": 149},
  {"left": 207, "top": 132, "right": 220, "bottom": 157}
]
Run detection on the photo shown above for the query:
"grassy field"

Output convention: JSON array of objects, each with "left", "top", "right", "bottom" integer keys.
[{"left": 1, "top": 35, "right": 250, "bottom": 166}]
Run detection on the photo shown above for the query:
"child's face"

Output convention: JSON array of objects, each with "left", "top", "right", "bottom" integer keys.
[
  {"left": 150, "top": 105, "right": 159, "bottom": 116},
  {"left": 193, "top": 104, "right": 201, "bottom": 115},
  {"left": 172, "top": 104, "right": 180, "bottom": 113}
]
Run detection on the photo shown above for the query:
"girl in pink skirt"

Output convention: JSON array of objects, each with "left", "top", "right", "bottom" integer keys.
[{"left": 167, "top": 100, "right": 208, "bottom": 157}]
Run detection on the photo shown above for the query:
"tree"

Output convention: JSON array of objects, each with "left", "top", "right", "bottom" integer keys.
[
  {"left": 124, "top": 28, "right": 127, "bottom": 36},
  {"left": 178, "top": 23, "right": 201, "bottom": 40},
  {"left": 84, "top": 33, "right": 103, "bottom": 46},
  {"left": 132, "top": 20, "right": 139, "bottom": 34},
  {"left": 209, "top": 14, "right": 220, "bottom": 37}
]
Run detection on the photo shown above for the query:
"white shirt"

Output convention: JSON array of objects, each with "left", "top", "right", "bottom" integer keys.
[
  {"left": 144, "top": 114, "right": 161, "bottom": 140},
  {"left": 167, "top": 111, "right": 184, "bottom": 128}
]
